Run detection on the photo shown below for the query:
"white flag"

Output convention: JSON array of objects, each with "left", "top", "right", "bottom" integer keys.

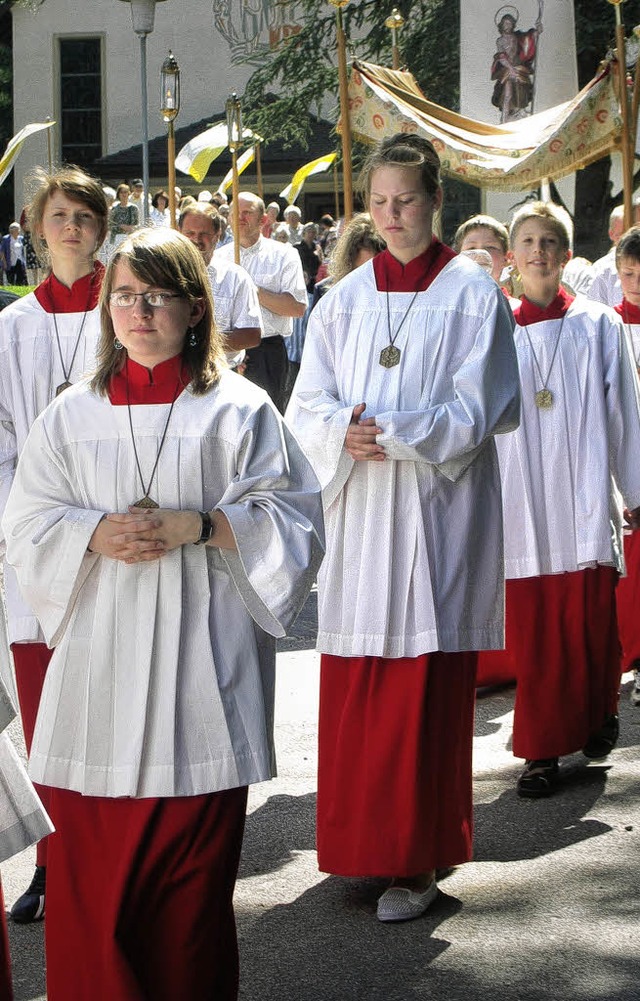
[{"left": 0, "top": 122, "right": 55, "bottom": 188}]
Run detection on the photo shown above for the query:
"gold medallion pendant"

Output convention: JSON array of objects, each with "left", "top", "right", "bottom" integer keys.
[
  {"left": 535, "top": 388, "right": 553, "bottom": 409},
  {"left": 56, "top": 381, "right": 72, "bottom": 396},
  {"left": 132, "top": 496, "right": 160, "bottom": 509},
  {"left": 379, "top": 344, "right": 401, "bottom": 368}
]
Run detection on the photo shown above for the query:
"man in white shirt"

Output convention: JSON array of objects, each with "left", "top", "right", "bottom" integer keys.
[
  {"left": 217, "top": 192, "right": 307, "bottom": 412},
  {"left": 178, "top": 206, "right": 261, "bottom": 369},
  {"left": 283, "top": 205, "right": 304, "bottom": 245}
]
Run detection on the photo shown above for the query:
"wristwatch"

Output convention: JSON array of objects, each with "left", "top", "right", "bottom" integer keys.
[{"left": 194, "top": 510, "right": 214, "bottom": 545}]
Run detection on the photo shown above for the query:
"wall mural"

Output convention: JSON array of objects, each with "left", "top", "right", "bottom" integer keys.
[{"left": 212, "top": 0, "right": 302, "bottom": 64}]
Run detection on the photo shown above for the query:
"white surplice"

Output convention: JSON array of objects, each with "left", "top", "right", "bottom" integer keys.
[
  {"left": 0, "top": 292, "right": 101, "bottom": 644},
  {"left": 286, "top": 255, "right": 520, "bottom": 658},
  {"left": 498, "top": 296, "right": 640, "bottom": 579},
  {"left": 207, "top": 255, "right": 262, "bottom": 369},
  {"left": 2, "top": 373, "right": 324, "bottom": 798}
]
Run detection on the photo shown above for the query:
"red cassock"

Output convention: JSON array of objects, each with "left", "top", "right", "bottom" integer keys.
[
  {"left": 508, "top": 568, "right": 620, "bottom": 760},
  {"left": 616, "top": 531, "right": 640, "bottom": 670}
]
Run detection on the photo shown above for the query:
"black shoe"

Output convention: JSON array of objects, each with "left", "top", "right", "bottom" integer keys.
[
  {"left": 517, "top": 758, "right": 559, "bottom": 798},
  {"left": 583, "top": 713, "right": 619, "bottom": 760},
  {"left": 10, "top": 865, "right": 46, "bottom": 923}
]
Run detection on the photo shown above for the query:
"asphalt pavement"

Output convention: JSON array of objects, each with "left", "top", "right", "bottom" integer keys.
[{"left": 3, "top": 587, "right": 639, "bottom": 1000}]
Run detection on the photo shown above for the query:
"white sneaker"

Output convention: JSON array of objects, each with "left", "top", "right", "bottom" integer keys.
[
  {"left": 376, "top": 880, "right": 438, "bottom": 923},
  {"left": 631, "top": 667, "right": 640, "bottom": 706}
]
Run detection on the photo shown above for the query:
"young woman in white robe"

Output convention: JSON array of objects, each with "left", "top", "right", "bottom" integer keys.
[
  {"left": 0, "top": 166, "right": 108, "bottom": 924},
  {"left": 2, "top": 228, "right": 324, "bottom": 1000},
  {"left": 286, "top": 133, "right": 520, "bottom": 923},
  {"left": 497, "top": 203, "right": 640, "bottom": 798}
]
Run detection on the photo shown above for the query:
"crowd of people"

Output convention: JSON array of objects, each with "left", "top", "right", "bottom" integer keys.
[{"left": 0, "top": 136, "right": 639, "bottom": 998}]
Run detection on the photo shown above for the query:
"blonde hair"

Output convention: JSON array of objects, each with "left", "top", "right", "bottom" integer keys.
[
  {"left": 453, "top": 215, "right": 509, "bottom": 254},
  {"left": 91, "top": 229, "right": 225, "bottom": 397},
  {"left": 509, "top": 201, "right": 571, "bottom": 253},
  {"left": 359, "top": 133, "right": 441, "bottom": 205},
  {"left": 329, "top": 213, "right": 386, "bottom": 284},
  {"left": 28, "top": 165, "right": 109, "bottom": 263}
]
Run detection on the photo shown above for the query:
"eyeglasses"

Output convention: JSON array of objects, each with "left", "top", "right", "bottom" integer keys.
[{"left": 109, "top": 292, "right": 183, "bottom": 309}]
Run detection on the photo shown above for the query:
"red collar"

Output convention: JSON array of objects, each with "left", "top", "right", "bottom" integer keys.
[
  {"left": 615, "top": 299, "right": 640, "bottom": 324},
  {"left": 34, "top": 261, "right": 104, "bottom": 313},
  {"left": 108, "top": 354, "right": 190, "bottom": 405},
  {"left": 513, "top": 286, "right": 574, "bottom": 325},
  {"left": 373, "top": 241, "right": 455, "bottom": 292}
]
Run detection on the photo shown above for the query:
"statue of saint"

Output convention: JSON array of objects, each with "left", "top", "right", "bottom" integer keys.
[{"left": 491, "top": 6, "right": 543, "bottom": 123}]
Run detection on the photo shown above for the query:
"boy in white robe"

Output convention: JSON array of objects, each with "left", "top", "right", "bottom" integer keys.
[
  {"left": 612, "top": 226, "right": 640, "bottom": 705},
  {"left": 497, "top": 202, "right": 640, "bottom": 798}
]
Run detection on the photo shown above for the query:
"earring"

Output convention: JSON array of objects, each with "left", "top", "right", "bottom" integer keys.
[
  {"left": 188, "top": 328, "right": 198, "bottom": 348},
  {"left": 114, "top": 337, "right": 124, "bottom": 350}
]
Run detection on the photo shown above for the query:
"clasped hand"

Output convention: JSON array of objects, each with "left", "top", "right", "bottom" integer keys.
[
  {"left": 88, "top": 508, "right": 201, "bottom": 564},
  {"left": 624, "top": 506, "right": 640, "bottom": 531},
  {"left": 345, "top": 403, "right": 385, "bottom": 462}
]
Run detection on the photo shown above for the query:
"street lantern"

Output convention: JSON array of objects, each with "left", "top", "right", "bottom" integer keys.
[
  {"left": 385, "top": 8, "right": 405, "bottom": 70},
  {"left": 226, "top": 93, "right": 243, "bottom": 265},
  {"left": 117, "top": 0, "right": 168, "bottom": 225},
  {"left": 328, "top": 0, "right": 353, "bottom": 221},
  {"left": 160, "top": 50, "right": 180, "bottom": 229}
]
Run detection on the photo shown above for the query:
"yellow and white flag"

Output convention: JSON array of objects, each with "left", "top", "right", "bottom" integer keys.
[
  {"left": 217, "top": 146, "right": 257, "bottom": 194},
  {"left": 176, "top": 124, "right": 256, "bottom": 183},
  {"left": 280, "top": 152, "right": 337, "bottom": 204},
  {"left": 0, "top": 121, "right": 55, "bottom": 188}
]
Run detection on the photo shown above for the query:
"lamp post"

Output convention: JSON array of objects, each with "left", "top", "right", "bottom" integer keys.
[
  {"left": 329, "top": 0, "right": 353, "bottom": 221},
  {"left": 385, "top": 8, "right": 405, "bottom": 70},
  {"left": 226, "top": 93, "right": 243, "bottom": 265},
  {"left": 117, "top": 0, "right": 168, "bottom": 225},
  {"left": 160, "top": 50, "right": 180, "bottom": 229}
]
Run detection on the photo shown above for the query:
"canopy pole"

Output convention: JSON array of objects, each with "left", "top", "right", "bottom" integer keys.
[{"left": 611, "top": 1, "right": 634, "bottom": 228}]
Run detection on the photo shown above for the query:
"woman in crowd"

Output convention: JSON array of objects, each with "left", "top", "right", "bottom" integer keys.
[
  {"left": 0, "top": 166, "right": 108, "bottom": 925},
  {"left": 150, "top": 189, "right": 171, "bottom": 227},
  {"left": 108, "top": 182, "right": 139, "bottom": 251},
  {"left": 287, "top": 133, "right": 520, "bottom": 923},
  {"left": 3, "top": 227, "right": 323, "bottom": 999},
  {"left": 311, "top": 211, "right": 386, "bottom": 308}
]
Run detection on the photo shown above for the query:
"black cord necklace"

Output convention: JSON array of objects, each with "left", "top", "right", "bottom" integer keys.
[
  {"left": 125, "top": 359, "right": 183, "bottom": 509},
  {"left": 49, "top": 270, "right": 95, "bottom": 396}
]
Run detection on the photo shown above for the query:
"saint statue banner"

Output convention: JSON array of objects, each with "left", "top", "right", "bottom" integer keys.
[
  {"left": 347, "top": 60, "right": 619, "bottom": 192},
  {"left": 458, "top": 0, "right": 578, "bottom": 211},
  {"left": 280, "top": 153, "right": 338, "bottom": 204},
  {"left": 459, "top": 1, "right": 577, "bottom": 128}
]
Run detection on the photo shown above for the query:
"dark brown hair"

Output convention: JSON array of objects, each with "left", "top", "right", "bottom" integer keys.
[{"left": 92, "top": 229, "right": 225, "bottom": 397}]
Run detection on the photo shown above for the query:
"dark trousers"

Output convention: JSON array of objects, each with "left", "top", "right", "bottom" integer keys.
[
  {"left": 244, "top": 335, "right": 290, "bottom": 413},
  {"left": 6, "top": 260, "right": 27, "bottom": 285}
]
